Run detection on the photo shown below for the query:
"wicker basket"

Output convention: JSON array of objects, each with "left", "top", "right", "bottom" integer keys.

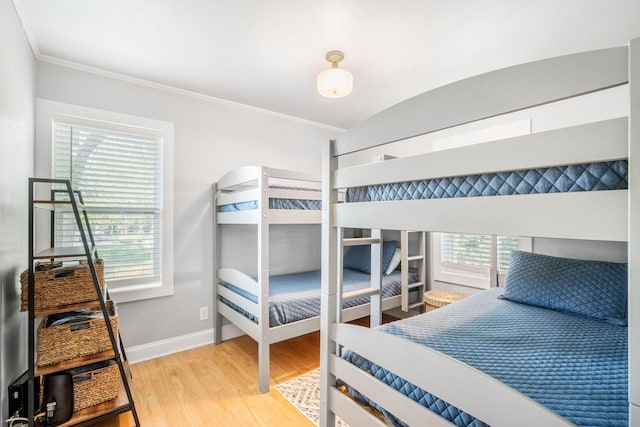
[
  {"left": 424, "top": 290, "right": 469, "bottom": 309},
  {"left": 67, "top": 361, "right": 120, "bottom": 411},
  {"left": 20, "top": 259, "right": 104, "bottom": 312},
  {"left": 37, "top": 301, "right": 118, "bottom": 367}
]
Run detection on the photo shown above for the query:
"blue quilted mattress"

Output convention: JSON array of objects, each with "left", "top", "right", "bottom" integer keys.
[
  {"left": 219, "top": 185, "right": 321, "bottom": 212},
  {"left": 221, "top": 268, "right": 416, "bottom": 327},
  {"left": 343, "top": 288, "right": 628, "bottom": 427},
  {"left": 346, "top": 160, "right": 627, "bottom": 203}
]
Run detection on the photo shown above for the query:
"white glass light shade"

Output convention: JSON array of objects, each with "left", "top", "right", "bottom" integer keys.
[{"left": 317, "top": 67, "right": 353, "bottom": 98}]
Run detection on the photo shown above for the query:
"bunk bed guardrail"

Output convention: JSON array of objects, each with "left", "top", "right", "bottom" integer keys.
[{"left": 321, "top": 39, "right": 639, "bottom": 427}]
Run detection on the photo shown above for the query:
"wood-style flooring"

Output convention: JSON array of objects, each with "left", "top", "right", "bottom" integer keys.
[
  {"left": 94, "top": 316, "right": 388, "bottom": 427},
  {"left": 95, "top": 332, "right": 319, "bottom": 427}
]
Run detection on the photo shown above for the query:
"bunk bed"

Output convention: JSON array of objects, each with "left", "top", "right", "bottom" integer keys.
[
  {"left": 213, "top": 166, "right": 423, "bottom": 393},
  {"left": 320, "top": 39, "right": 639, "bottom": 427}
]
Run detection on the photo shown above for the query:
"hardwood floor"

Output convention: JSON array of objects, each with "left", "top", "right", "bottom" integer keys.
[
  {"left": 94, "top": 316, "right": 388, "bottom": 427},
  {"left": 94, "top": 332, "right": 319, "bottom": 427}
]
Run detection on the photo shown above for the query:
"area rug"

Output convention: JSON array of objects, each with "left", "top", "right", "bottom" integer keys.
[{"left": 276, "top": 369, "right": 347, "bottom": 426}]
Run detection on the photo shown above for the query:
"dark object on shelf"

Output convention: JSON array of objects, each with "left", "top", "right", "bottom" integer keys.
[
  {"left": 46, "top": 309, "right": 95, "bottom": 328},
  {"left": 8, "top": 371, "right": 40, "bottom": 418},
  {"left": 37, "top": 301, "right": 118, "bottom": 367},
  {"left": 44, "top": 374, "right": 73, "bottom": 426}
]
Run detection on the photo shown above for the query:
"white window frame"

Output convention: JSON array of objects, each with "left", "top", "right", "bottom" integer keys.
[
  {"left": 432, "top": 233, "right": 532, "bottom": 289},
  {"left": 35, "top": 99, "right": 174, "bottom": 302}
]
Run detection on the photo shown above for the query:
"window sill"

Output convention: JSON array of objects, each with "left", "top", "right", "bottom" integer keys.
[
  {"left": 432, "top": 280, "right": 489, "bottom": 294},
  {"left": 109, "top": 280, "right": 174, "bottom": 303},
  {"left": 434, "top": 271, "right": 490, "bottom": 290}
]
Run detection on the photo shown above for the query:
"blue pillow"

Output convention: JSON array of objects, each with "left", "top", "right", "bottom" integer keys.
[
  {"left": 501, "top": 250, "right": 627, "bottom": 325},
  {"left": 343, "top": 240, "right": 400, "bottom": 274}
]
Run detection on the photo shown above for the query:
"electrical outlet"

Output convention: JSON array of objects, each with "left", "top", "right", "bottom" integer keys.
[{"left": 199, "top": 306, "right": 209, "bottom": 321}]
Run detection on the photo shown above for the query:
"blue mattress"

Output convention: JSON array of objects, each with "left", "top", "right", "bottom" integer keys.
[
  {"left": 343, "top": 288, "right": 628, "bottom": 427},
  {"left": 222, "top": 268, "right": 416, "bottom": 327},
  {"left": 346, "top": 160, "right": 627, "bottom": 203},
  {"left": 219, "top": 185, "right": 321, "bottom": 212}
]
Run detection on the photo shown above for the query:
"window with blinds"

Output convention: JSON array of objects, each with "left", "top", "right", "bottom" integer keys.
[
  {"left": 434, "top": 233, "right": 524, "bottom": 289},
  {"left": 53, "top": 122, "right": 163, "bottom": 288}
]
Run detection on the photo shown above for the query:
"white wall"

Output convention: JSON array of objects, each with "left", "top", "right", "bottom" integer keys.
[
  {"left": 0, "top": 0, "right": 36, "bottom": 420},
  {"left": 36, "top": 61, "right": 337, "bottom": 347}
]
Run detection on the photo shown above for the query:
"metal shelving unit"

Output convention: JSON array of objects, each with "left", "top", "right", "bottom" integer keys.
[{"left": 26, "top": 178, "right": 140, "bottom": 427}]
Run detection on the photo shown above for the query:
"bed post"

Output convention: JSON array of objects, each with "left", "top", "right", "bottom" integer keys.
[
  {"left": 320, "top": 140, "right": 338, "bottom": 427},
  {"left": 258, "top": 166, "right": 271, "bottom": 393},
  {"left": 337, "top": 227, "right": 344, "bottom": 324},
  {"left": 213, "top": 183, "right": 222, "bottom": 344},
  {"left": 629, "top": 36, "right": 640, "bottom": 424},
  {"left": 370, "top": 229, "right": 383, "bottom": 327}
]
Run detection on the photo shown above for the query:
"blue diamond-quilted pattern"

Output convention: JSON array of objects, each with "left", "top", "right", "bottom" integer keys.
[
  {"left": 220, "top": 268, "right": 415, "bottom": 327},
  {"left": 219, "top": 185, "right": 322, "bottom": 212},
  {"left": 502, "top": 251, "right": 627, "bottom": 325},
  {"left": 344, "top": 240, "right": 399, "bottom": 274},
  {"left": 342, "top": 288, "right": 628, "bottom": 427},
  {"left": 345, "top": 160, "right": 628, "bottom": 202},
  {"left": 219, "top": 197, "right": 321, "bottom": 211},
  {"left": 268, "top": 198, "right": 322, "bottom": 210}
]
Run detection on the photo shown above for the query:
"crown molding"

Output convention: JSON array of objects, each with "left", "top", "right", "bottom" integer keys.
[
  {"left": 11, "top": 1, "right": 346, "bottom": 133},
  {"left": 38, "top": 55, "right": 346, "bottom": 132}
]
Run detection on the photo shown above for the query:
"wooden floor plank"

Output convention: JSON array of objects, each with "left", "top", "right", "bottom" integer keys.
[
  {"left": 92, "top": 332, "right": 320, "bottom": 427},
  {"left": 92, "top": 315, "right": 395, "bottom": 427}
]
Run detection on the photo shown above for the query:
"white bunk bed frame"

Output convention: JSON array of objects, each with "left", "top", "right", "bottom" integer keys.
[
  {"left": 213, "top": 166, "right": 419, "bottom": 393},
  {"left": 320, "top": 39, "right": 639, "bottom": 427}
]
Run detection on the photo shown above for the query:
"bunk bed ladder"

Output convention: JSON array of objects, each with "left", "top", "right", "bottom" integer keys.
[
  {"left": 401, "top": 231, "right": 426, "bottom": 312},
  {"left": 339, "top": 230, "right": 383, "bottom": 327}
]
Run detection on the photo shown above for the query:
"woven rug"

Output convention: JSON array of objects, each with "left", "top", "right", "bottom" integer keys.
[{"left": 276, "top": 369, "right": 347, "bottom": 426}]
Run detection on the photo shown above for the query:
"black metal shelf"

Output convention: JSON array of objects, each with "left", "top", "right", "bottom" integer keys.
[
  {"left": 33, "top": 246, "right": 97, "bottom": 259},
  {"left": 26, "top": 178, "right": 140, "bottom": 427},
  {"left": 33, "top": 200, "right": 87, "bottom": 211}
]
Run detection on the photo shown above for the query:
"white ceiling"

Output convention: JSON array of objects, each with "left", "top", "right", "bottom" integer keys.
[{"left": 15, "top": 0, "right": 640, "bottom": 129}]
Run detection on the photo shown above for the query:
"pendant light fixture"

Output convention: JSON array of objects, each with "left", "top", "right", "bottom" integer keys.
[{"left": 317, "top": 50, "right": 353, "bottom": 98}]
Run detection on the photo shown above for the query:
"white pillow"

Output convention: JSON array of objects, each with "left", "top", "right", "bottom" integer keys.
[{"left": 385, "top": 247, "right": 401, "bottom": 275}]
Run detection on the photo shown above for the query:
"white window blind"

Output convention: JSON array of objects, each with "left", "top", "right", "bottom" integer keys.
[
  {"left": 53, "top": 122, "right": 163, "bottom": 287},
  {"left": 435, "top": 233, "right": 524, "bottom": 289}
]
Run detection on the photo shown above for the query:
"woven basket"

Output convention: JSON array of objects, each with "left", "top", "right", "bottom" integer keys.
[
  {"left": 20, "top": 259, "right": 104, "bottom": 312},
  {"left": 37, "top": 301, "right": 118, "bottom": 367},
  {"left": 424, "top": 290, "right": 469, "bottom": 308},
  {"left": 69, "top": 361, "right": 120, "bottom": 410}
]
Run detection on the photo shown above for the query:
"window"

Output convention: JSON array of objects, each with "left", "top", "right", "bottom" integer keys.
[
  {"left": 37, "top": 99, "right": 174, "bottom": 302},
  {"left": 433, "top": 233, "right": 531, "bottom": 289}
]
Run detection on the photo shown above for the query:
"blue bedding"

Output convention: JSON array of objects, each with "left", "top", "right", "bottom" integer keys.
[
  {"left": 219, "top": 185, "right": 321, "bottom": 212},
  {"left": 346, "top": 160, "right": 627, "bottom": 203},
  {"left": 219, "top": 198, "right": 321, "bottom": 212},
  {"left": 222, "top": 268, "right": 416, "bottom": 327},
  {"left": 344, "top": 288, "right": 628, "bottom": 427}
]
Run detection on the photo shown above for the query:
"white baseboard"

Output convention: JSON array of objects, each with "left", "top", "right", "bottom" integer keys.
[{"left": 127, "top": 324, "right": 245, "bottom": 364}]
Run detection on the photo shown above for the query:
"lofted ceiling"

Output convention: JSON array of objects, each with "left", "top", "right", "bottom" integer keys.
[{"left": 14, "top": 0, "right": 640, "bottom": 129}]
